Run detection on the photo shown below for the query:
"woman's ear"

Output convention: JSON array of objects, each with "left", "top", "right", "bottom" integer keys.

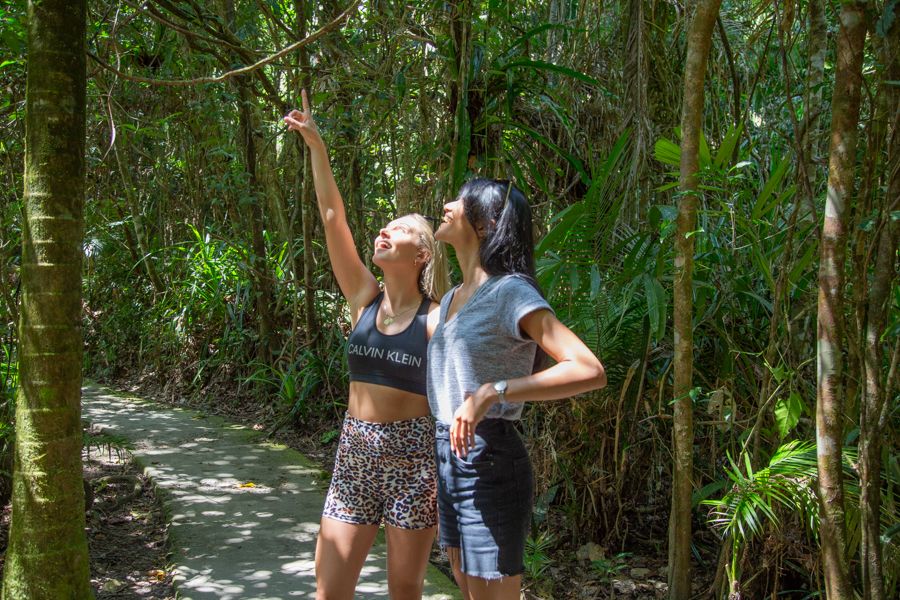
[{"left": 476, "top": 218, "right": 496, "bottom": 240}]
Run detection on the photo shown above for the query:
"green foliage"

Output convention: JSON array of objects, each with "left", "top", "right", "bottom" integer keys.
[
  {"left": 703, "top": 441, "right": 819, "bottom": 589},
  {"left": 591, "top": 552, "right": 631, "bottom": 582},
  {"left": 523, "top": 530, "right": 556, "bottom": 582},
  {"left": 704, "top": 441, "right": 819, "bottom": 540},
  {"left": 0, "top": 340, "right": 15, "bottom": 477},
  {"left": 773, "top": 391, "right": 804, "bottom": 438},
  {"left": 704, "top": 440, "right": 900, "bottom": 593},
  {"left": 83, "top": 429, "right": 134, "bottom": 462},
  {"left": 0, "top": 1, "right": 893, "bottom": 596}
]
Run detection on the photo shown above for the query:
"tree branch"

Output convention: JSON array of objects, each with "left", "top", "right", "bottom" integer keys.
[{"left": 87, "top": 0, "right": 359, "bottom": 87}]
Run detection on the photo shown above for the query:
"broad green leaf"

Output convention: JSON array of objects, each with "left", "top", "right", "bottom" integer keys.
[
  {"left": 535, "top": 203, "right": 586, "bottom": 256},
  {"left": 590, "top": 264, "right": 602, "bottom": 299},
  {"left": 758, "top": 184, "right": 797, "bottom": 220},
  {"left": 654, "top": 138, "right": 680, "bottom": 166},
  {"left": 788, "top": 243, "right": 817, "bottom": 285},
  {"left": 714, "top": 123, "right": 744, "bottom": 169},
  {"left": 699, "top": 131, "right": 712, "bottom": 169},
  {"left": 774, "top": 392, "right": 804, "bottom": 438},
  {"left": 693, "top": 480, "right": 727, "bottom": 507},
  {"left": 752, "top": 156, "right": 791, "bottom": 219},
  {"left": 642, "top": 274, "right": 666, "bottom": 341}
]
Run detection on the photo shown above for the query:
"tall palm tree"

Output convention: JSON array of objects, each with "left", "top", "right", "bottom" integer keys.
[{"left": 1, "top": 1, "right": 92, "bottom": 598}]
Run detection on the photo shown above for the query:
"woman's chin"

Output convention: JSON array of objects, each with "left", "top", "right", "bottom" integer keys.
[
  {"left": 373, "top": 255, "right": 413, "bottom": 272},
  {"left": 434, "top": 228, "right": 451, "bottom": 244}
]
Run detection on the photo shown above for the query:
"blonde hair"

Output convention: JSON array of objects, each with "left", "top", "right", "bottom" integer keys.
[{"left": 408, "top": 213, "right": 450, "bottom": 302}]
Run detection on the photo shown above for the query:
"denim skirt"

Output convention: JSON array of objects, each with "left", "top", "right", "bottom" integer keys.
[{"left": 435, "top": 418, "right": 534, "bottom": 580}]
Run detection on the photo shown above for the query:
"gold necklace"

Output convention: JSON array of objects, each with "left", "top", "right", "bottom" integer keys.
[{"left": 381, "top": 301, "right": 418, "bottom": 326}]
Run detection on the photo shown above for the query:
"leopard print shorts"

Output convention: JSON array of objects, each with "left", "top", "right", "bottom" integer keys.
[{"left": 322, "top": 413, "right": 437, "bottom": 529}]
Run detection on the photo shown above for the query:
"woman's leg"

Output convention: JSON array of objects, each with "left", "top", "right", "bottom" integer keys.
[
  {"left": 462, "top": 573, "right": 521, "bottom": 600},
  {"left": 445, "top": 547, "right": 520, "bottom": 600},
  {"left": 315, "top": 517, "right": 379, "bottom": 600},
  {"left": 384, "top": 524, "right": 437, "bottom": 599},
  {"left": 445, "top": 546, "right": 472, "bottom": 599}
]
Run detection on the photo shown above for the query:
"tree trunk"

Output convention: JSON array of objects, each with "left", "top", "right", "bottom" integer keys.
[
  {"left": 668, "top": 1, "right": 722, "bottom": 598},
  {"left": 800, "top": 0, "right": 828, "bottom": 223},
  {"left": 623, "top": 0, "right": 652, "bottom": 222},
  {"left": 1, "top": 1, "right": 92, "bottom": 597},
  {"left": 297, "top": 0, "right": 318, "bottom": 344},
  {"left": 816, "top": 2, "right": 867, "bottom": 599},
  {"left": 859, "top": 8, "right": 899, "bottom": 598},
  {"left": 236, "top": 85, "right": 276, "bottom": 364},
  {"left": 449, "top": 0, "right": 473, "bottom": 192},
  {"left": 858, "top": 217, "right": 896, "bottom": 600}
]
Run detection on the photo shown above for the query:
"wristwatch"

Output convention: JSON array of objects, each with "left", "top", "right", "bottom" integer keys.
[{"left": 493, "top": 380, "right": 508, "bottom": 403}]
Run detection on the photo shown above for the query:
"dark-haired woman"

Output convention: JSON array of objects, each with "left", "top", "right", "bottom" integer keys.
[
  {"left": 285, "top": 91, "right": 450, "bottom": 600},
  {"left": 428, "top": 178, "right": 606, "bottom": 599}
]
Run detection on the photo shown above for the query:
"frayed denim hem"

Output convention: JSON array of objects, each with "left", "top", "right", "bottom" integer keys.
[{"left": 440, "top": 545, "right": 522, "bottom": 581}]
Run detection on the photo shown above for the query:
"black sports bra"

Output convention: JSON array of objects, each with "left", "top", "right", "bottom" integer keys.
[{"left": 346, "top": 292, "right": 429, "bottom": 396}]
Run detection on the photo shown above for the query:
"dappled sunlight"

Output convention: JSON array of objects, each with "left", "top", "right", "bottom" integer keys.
[
  {"left": 82, "top": 387, "right": 347, "bottom": 598},
  {"left": 81, "top": 385, "right": 458, "bottom": 599}
]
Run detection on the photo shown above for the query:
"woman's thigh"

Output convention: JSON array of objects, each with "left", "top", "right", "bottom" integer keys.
[
  {"left": 315, "top": 518, "right": 379, "bottom": 600},
  {"left": 385, "top": 524, "right": 437, "bottom": 589}
]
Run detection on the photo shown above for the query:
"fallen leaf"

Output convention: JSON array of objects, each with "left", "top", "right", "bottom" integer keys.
[{"left": 238, "top": 482, "right": 256, "bottom": 488}]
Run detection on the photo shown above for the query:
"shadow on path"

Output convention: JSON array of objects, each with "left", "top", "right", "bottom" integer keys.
[{"left": 82, "top": 384, "right": 459, "bottom": 600}]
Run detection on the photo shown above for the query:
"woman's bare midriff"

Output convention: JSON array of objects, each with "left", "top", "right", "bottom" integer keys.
[{"left": 347, "top": 381, "right": 432, "bottom": 423}]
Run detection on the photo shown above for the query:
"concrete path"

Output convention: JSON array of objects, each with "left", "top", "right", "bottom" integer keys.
[{"left": 82, "top": 384, "right": 459, "bottom": 600}]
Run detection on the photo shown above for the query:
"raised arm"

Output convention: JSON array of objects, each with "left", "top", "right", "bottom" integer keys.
[{"left": 284, "top": 90, "right": 379, "bottom": 318}]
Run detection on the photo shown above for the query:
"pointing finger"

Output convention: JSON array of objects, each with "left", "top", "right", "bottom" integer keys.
[{"left": 301, "top": 89, "right": 310, "bottom": 115}]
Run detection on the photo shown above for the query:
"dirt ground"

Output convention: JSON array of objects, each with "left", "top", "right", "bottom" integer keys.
[{"left": 0, "top": 442, "right": 174, "bottom": 599}]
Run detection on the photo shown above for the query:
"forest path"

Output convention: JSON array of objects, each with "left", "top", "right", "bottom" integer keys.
[{"left": 82, "top": 384, "right": 459, "bottom": 600}]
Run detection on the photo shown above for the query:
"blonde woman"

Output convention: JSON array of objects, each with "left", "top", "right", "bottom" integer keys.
[{"left": 285, "top": 90, "right": 449, "bottom": 600}]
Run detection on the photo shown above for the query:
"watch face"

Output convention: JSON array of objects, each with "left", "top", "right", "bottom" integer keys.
[{"left": 494, "top": 380, "right": 508, "bottom": 393}]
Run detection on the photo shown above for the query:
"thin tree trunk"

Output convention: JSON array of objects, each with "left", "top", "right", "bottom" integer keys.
[
  {"left": 859, "top": 9, "right": 899, "bottom": 598},
  {"left": 669, "top": 1, "right": 722, "bottom": 598},
  {"left": 1, "top": 1, "right": 92, "bottom": 597},
  {"left": 859, "top": 219, "right": 896, "bottom": 600},
  {"left": 816, "top": 3, "right": 867, "bottom": 599},
  {"left": 800, "top": 0, "right": 828, "bottom": 224},
  {"left": 297, "top": 0, "right": 318, "bottom": 344},
  {"left": 449, "top": 0, "right": 472, "bottom": 192},
  {"left": 219, "top": 0, "right": 276, "bottom": 363},
  {"left": 237, "top": 85, "right": 276, "bottom": 364},
  {"left": 624, "top": 0, "right": 652, "bottom": 221}
]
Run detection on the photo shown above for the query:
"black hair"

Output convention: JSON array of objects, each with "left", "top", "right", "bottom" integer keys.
[
  {"left": 459, "top": 178, "right": 537, "bottom": 281},
  {"left": 458, "top": 177, "right": 548, "bottom": 371}
]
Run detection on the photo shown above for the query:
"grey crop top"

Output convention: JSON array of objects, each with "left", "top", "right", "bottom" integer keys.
[{"left": 346, "top": 292, "right": 430, "bottom": 396}]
